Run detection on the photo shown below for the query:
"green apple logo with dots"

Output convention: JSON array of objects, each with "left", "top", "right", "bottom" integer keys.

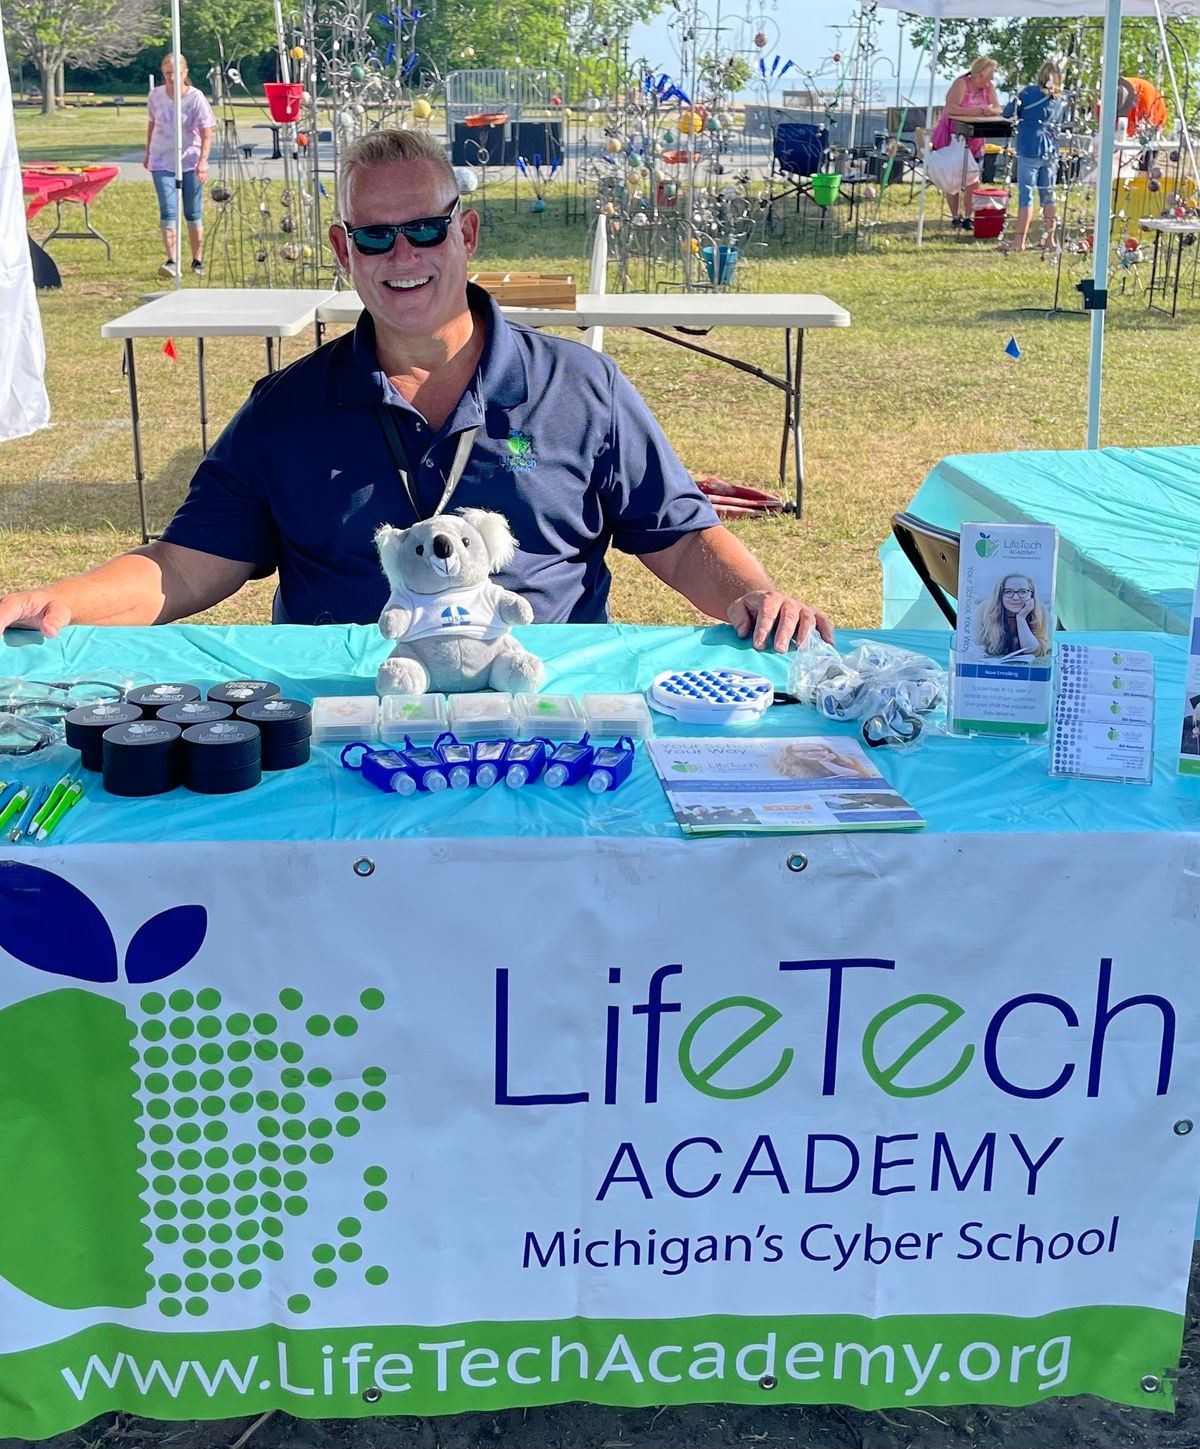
[{"left": 0, "top": 863, "right": 391, "bottom": 1321}]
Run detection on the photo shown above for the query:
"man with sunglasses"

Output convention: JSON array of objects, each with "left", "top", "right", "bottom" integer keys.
[{"left": 0, "top": 131, "right": 830, "bottom": 654}]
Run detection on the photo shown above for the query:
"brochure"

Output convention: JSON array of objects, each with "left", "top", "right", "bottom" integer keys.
[
  {"left": 950, "top": 522, "right": 1059, "bottom": 736},
  {"left": 1051, "top": 644, "right": 1155, "bottom": 785},
  {"left": 646, "top": 736, "right": 925, "bottom": 835}
]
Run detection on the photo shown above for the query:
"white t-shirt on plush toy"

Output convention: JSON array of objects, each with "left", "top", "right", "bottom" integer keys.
[{"left": 382, "top": 582, "right": 512, "bottom": 643}]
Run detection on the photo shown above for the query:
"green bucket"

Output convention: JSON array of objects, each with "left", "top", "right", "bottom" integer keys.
[{"left": 812, "top": 172, "right": 842, "bottom": 207}]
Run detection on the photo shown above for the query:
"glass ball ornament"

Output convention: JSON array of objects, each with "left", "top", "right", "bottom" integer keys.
[
  {"left": 350, "top": 63, "right": 365, "bottom": 81},
  {"left": 864, "top": 184, "right": 877, "bottom": 200},
  {"left": 606, "top": 137, "right": 622, "bottom": 154},
  {"left": 586, "top": 97, "right": 602, "bottom": 112},
  {"left": 280, "top": 214, "right": 295, "bottom": 233},
  {"left": 280, "top": 188, "right": 293, "bottom": 208},
  {"left": 255, "top": 248, "right": 268, "bottom": 263},
  {"left": 280, "top": 243, "right": 301, "bottom": 261},
  {"left": 1150, "top": 165, "right": 1163, "bottom": 180},
  {"left": 754, "top": 30, "right": 768, "bottom": 47},
  {"left": 662, "top": 128, "right": 675, "bottom": 145},
  {"left": 663, "top": 181, "right": 678, "bottom": 199},
  {"left": 705, "top": 116, "right": 720, "bottom": 132},
  {"left": 289, "top": 45, "right": 304, "bottom": 61},
  {"left": 1149, "top": 178, "right": 1160, "bottom": 192},
  {"left": 412, "top": 97, "right": 432, "bottom": 119},
  {"left": 210, "top": 184, "right": 231, "bottom": 203},
  {"left": 301, "top": 244, "right": 313, "bottom": 259},
  {"left": 632, "top": 212, "right": 648, "bottom": 227},
  {"left": 461, "top": 46, "right": 475, "bottom": 58},
  {"left": 532, "top": 197, "right": 546, "bottom": 213}
]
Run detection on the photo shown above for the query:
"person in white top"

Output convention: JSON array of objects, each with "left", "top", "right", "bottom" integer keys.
[{"left": 144, "top": 54, "right": 216, "bottom": 279}]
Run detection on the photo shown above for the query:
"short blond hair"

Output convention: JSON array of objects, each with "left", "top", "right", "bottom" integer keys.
[
  {"left": 161, "top": 53, "right": 189, "bottom": 75},
  {"left": 969, "top": 56, "right": 997, "bottom": 80},
  {"left": 1036, "top": 60, "right": 1061, "bottom": 90},
  {"left": 338, "top": 129, "right": 456, "bottom": 216}
]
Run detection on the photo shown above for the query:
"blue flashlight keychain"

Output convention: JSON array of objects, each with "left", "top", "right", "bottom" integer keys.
[
  {"left": 504, "top": 737, "right": 552, "bottom": 788},
  {"left": 341, "top": 742, "right": 422, "bottom": 795},
  {"left": 544, "top": 734, "right": 594, "bottom": 788},
  {"left": 471, "top": 738, "right": 511, "bottom": 789},
  {"left": 433, "top": 731, "right": 474, "bottom": 790},
  {"left": 587, "top": 736, "right": 636, "bottom": 793}
]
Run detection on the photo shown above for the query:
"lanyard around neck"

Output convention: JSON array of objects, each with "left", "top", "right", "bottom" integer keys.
[{"left": 376, "top": 407, "right": 478, "bottom": 521}]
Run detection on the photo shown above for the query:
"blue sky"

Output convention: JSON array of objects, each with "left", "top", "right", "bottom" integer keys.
[{"left": 628, "top": 3, "right": 957, "bottom": 102}]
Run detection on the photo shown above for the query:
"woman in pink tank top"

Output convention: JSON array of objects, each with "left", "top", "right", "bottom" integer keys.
[{"left": 930, "top": 56, "right": 1002, "bottom": 227}]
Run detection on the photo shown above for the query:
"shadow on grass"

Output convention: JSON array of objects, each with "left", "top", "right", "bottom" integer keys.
[{"left": 0, "top": 449, "right": 201, "bottom": 540}]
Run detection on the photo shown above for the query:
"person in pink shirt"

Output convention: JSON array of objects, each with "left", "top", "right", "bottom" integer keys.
[
  {"left": 144, "top": 54, "right": 216, "bottom": 279},
  {"left": 929, "top": 56, "right": 1003, "bottom": 229}
]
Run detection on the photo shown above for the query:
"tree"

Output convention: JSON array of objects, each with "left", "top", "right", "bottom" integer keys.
[
  {"left": 5, "top": 0, "right": 163, "bottom": 113},
  {"left": 912, "top": 15, "right": 1200, "bottom": 124},
  {"left": 179, "top": 0, "right": 278, "bottom": 83}
]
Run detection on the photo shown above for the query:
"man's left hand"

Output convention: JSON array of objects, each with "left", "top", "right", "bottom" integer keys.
[
  {"left": 728, "top": 590, "right": 833, "bottom": 652},
  {"left": 197, "top": 161, "right": 209, "bottom": 183}
]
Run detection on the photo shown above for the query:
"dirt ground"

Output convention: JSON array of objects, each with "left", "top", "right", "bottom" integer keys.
[{"left": 7, "top": 1250, "right": 1199, "bottom": 1449}]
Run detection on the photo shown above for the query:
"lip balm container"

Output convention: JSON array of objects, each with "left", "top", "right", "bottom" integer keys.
[
  {"left": 236, "top": 698, "right": 313, "bottom": 771},
  {"left": 181, "top": 720, "right": 262, "bottom": 795},
  {"left": 102, "top": 719, "right": 182, "bottom": 796},
  {"left": 158, "top": 700, "right": 234, "bottom": 729},
  {"left": 126, "top": 683, "right": 201, "bottom": 717},
  {"left": 544, "top": 734, "right": 594, "bottom": 788},
  {"left": 65, "top": 701, "right": 144, "bottom": 771},
  {"left": 587, "top": 736, "right": 637, "bottom": 793},
  {"left": 208, "top": 680, "right": 281, "bottom": 709},
  {"left": 434, "top": 732, "right": 474, "bottom": 789},
  {"left": 471, "top": 739, "right": 510, "bottom": 788},
  {"left": 504, "top": 737, "right": 550, "bottom": 788}
]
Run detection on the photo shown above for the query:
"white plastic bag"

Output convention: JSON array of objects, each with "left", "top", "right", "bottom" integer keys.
[{"left": 923, "top": 135, "right": 980, "bottom": 196}]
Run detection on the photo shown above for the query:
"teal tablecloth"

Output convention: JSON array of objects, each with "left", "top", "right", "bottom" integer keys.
[
  {"left": 881, "top": 445, "right": 1200, "bottom": 634},
  {"left": 2, "top": 621, "right": 1198, "bottom": 843}
]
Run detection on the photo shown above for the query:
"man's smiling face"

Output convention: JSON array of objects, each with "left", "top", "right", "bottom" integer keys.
[{"left": 330, "top": 159, "right": 479, "bottom": 343}]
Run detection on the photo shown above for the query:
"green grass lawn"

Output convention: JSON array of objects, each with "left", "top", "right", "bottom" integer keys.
[{"left": 7, "top": 107, "right": 1197, "bottom": 630}]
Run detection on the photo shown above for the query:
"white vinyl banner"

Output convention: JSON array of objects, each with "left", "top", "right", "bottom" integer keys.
[
  {"left": 0, "top": 833, "right": 1198, "bottom": 1435},
  {"left": 0, "top": 5, "right": 51, "bottom": 443}
]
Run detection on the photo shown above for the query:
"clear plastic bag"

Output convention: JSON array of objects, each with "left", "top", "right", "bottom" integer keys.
[{"left": 787, "top": 637, "right": 947, "bottom": 748}]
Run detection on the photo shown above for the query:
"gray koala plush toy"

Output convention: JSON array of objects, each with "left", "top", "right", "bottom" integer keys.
[{"left": 374, "top": 508, "right": 546, "bottom": 695}]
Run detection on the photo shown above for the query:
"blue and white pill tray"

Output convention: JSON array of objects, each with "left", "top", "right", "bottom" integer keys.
[{"left": 647, "top": 668, "right": 773, "bottom": 726}]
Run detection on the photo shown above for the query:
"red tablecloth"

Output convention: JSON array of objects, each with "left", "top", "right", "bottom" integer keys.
[{"left": 21, "top": 163, "right": 119, "bottom": 220}]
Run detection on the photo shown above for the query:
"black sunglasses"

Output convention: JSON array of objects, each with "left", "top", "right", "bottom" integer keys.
[{"left": 341, "top": 199, "right": 461, "bottom": 254}]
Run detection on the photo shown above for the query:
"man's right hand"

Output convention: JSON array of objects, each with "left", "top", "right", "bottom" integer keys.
[{"left": 0, "top": 591, "right": 73, "bottom": 638}]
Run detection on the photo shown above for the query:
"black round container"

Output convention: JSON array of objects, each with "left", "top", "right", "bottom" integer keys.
[
  {"left": 102, "top": 719, "right": 182, "bottom": 796},
  {"left": 236, "top": 698, "right": 312, "bottom": 771},
  {"left": 207, "top": 680, "right": 281, "bottom": 708},
  {"left": 158, "top": 700, "right": 233, "bottom": 728},
  {"left": 65, "top": 701, "right": 143, "bottom": 771},
  {"left": 182, "top": 720, "right": 262, "bottom": 795},
  {"left": 126, "top": 683, "right": 201, "bottom": 716}
]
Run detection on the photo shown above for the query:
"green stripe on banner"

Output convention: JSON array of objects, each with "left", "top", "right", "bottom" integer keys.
[
  {"left": 6, "top": 1307, "right": 1182, "bottom": 1437},
  {"left": 1179, "top": 759, "right": 1200, "bottom": 777}
]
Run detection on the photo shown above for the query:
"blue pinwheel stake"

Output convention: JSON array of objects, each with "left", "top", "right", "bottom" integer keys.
[{"left": 1005, "top": 335, "right": 1022, "bottom": 359}]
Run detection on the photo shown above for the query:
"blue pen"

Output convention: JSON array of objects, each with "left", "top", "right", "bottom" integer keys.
[
  {"left": 0, "top": 780, "right": 22, "bottom": 815},
  {"left": 12, "top": 783, "right": 49, "bottom": 842}
]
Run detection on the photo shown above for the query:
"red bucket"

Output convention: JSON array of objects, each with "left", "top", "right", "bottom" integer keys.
[
  {"left": 971, "top": 185, "right": 1007, "bottom": 239},
  {"left": 264, "top": 82, "right": 304, "bottom": 123}
]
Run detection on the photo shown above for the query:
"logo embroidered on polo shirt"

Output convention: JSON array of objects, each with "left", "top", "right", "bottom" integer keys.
[{"left": 504, "top": 430, "right": 536, "bottom": 471}]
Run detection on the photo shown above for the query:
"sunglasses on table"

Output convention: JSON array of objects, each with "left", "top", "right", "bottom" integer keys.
[{"left": 340, "top": 199, "right": 461, "bottom": 254}]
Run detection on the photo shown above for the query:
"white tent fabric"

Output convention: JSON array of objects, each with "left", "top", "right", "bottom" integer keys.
[
  {"left": 0, "top": 2, "right": 51, "bottom": 443},
  {"left": 875, "top": 0, "right": 1199, "bottom": 448}
]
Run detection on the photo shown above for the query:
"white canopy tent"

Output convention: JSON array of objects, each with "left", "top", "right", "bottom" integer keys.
[
  {"left": 874, "top": 0, "right": 1200, "bottom": 448},
  {"left": 0, "top": 1, "right": 51, "bottom": 442}
]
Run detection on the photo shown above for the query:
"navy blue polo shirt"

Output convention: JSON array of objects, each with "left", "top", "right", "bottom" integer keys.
[{"left": 162, "top": 284, "right": 718, "bottom": 624}]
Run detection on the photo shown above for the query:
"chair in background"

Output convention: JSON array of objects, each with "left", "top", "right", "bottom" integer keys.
[
  {"left": 770, "top": 123, "right": 830, "bottom": 210},
  {"left": 891, "top": 511, "right": 1066, "bottom": 631},
  {"left": 890, "top": 512, "right": 960, "bottom": 626}
]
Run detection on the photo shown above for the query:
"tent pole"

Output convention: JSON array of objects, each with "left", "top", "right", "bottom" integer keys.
[
  {"left": 916, "top": 13, "right": 940, "bottom": 246},
  {"left": 1152, "top": 0, "right": 1200, "bottom": 194},
  {"left": 171, "top": 0, "right": 182, "bottom": 290},
  {"left": 1086, "top": 0, "right": 1122, "bottom": 449}
]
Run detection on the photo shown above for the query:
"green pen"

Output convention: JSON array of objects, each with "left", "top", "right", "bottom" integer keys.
[
  {"left": 30, "top": 774, "right": 73, "bottom": 835},
  {"left": 36, "top": 779, "right": 85, "bottom": 843},
  {"left": 0, "top": 787, "right": 31, "bottom": 833}
]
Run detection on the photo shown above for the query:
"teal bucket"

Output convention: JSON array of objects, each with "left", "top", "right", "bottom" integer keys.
[{"left": 702, "top": 244, "right": 738, "bottom": 286}]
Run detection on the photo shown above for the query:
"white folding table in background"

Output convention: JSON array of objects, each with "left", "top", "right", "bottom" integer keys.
[
  {"left": 101, "top": 289, "right": 335, "bottom": 541},
  {"left": 315, "top": 290, "right": 852, "bottom": 514}
]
